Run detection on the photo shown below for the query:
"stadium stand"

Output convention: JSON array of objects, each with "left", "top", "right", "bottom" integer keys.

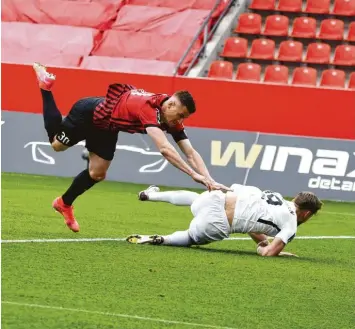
[
  {"left": 201, "top": 0, "right": 355, "bottom": 89},
  {"left": 1, "top": 0, "right": 231, "bottom": 75},
  {"left": 207, "top": 60, "right": 234, "bottom": 79}
]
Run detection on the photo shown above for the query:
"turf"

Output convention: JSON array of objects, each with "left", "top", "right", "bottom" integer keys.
[{"left": 2, "top": 173, "right": 355, "bottom": 329}]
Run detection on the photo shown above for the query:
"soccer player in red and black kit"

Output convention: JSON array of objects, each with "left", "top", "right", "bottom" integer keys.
[{"left": 33, "top": 63, "right": 231, "bottom": 233}]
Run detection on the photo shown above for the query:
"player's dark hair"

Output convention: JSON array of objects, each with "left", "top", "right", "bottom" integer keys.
[
  {"left": 294, "top": 192, "right": 323, "bottom": 215},
  {"left": 174, "top": 91, "right": 196, "bottom": 114}
]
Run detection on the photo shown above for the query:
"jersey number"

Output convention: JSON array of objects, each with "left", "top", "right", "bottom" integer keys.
[{"left": 265, "top": 193, "right": 283, "bottom": 206}]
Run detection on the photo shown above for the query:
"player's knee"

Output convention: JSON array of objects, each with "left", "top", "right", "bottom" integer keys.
[
  {"left": 51, "top": 140, "right": 68, "bottom": 152},
  {"left": 89, "top": 169, "right": 106, "bottom": 182}
]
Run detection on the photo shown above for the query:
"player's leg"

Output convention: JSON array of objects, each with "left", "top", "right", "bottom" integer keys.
[
  {"left": 127, "top": 191, "right": 230, "bottom": 247},
  {"left": 139, "top": 186, "right": 199, "bottom": 206},
  {"left": 33, "top": 63, "right": 64, "bottom": 148},
  {"left": 53, "top": 118, "right": 116, "bottom": 232}
]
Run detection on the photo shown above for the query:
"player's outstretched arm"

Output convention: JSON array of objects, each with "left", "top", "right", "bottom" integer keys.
[{"left": 146, "top": 127, "right": 212, "bottom": 190}]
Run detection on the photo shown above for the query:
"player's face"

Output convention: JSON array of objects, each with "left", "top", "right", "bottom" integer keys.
[
  {"left": 162, "top": 97, "right": 190, "bottom": 127},
  {"left": 297, "top": 209, "right": 313, "bottom": 225}
]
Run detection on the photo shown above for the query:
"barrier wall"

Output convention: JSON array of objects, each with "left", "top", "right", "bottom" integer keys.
[
  {"left": 2, "top": 63, "right": 355, "bottom": 139},
  {"left": 2, "top": 63, "right": 354, "bottom": 201},
  {"left": 2, "top": 111, "right": 355, "bottom": 201}
]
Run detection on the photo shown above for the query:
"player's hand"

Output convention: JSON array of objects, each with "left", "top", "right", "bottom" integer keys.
[
  {"left": 210, "top": 181, "right": 233, "bottom": 192},
  {"left": 191, "top": 173, "right": 213, "bottom": 191}
]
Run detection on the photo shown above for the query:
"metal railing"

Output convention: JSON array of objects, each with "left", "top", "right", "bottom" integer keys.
[{"left": 173, "top": 0, "right": 236, "bottom": 76}]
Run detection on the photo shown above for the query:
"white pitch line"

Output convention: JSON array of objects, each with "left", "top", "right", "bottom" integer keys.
[
  {"left": 1, "top": 236, "right": 355, "bottom": 244},
  {"left": 322, "top": 211, "right": 355, "bottom": 217},
  {"left": 2, "top": 301, "right": 237, "bottom": 329}
]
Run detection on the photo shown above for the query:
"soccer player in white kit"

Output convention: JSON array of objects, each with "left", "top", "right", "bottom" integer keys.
[{"left": 126, "top": 184, "right": 323, "bottom": 256}]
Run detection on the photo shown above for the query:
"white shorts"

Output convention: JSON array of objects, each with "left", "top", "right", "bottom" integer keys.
[{"left": 188, "top": 191, "right": 230, "bottom": 245}]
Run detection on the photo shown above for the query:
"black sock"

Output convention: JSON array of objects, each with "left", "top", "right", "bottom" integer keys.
[
  {"left": 62, "top": 169, "right": 98, "bottom": 206},
  {"left": 41, "top": 89, "right": 62, "bottom": 142}
]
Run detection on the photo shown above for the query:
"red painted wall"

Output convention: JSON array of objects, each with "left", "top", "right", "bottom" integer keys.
[{"left": 2, "top": 63, "right": 355, "bottom": 139}]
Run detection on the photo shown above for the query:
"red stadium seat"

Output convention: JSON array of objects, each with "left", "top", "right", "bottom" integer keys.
[
  {"left": 2, "top": 22, "right": 96, "bottom": 60},
  {"left": 347, "top": 22, "right": 355, "bottom": 41},
  {"left": 250, "top": 39, "right": 275, "bottom": 60},
  {"left": 112, "top": 5, "right": 209, "bottom": 38},
  {"left": 291, "top": 17, "right": 317, "bottom": 38},
  {"left": 318, "top": 19, "right": 344, "bottom": 40},
  {"left": 264, "top": 65, "right": 289, "bottom": 84},
  {"left": 1, "top": 0, "right": 121, "bottom": 29},
  {"left": 278, "top": 40, "right": 303, "bottom": 61},
  {"left": 332, "top": 0, "right": 355, "bottom": 16},
  {"left": 333, "top": 45, "right": 355, "bottom": 66},
  {"left": 235, "top": 63, "right": 261, "bottom": 81},
  {"left": 263, "top": 15, "right": 289, "bottom": 36},
  {"left": 80, "top": 56, "right": 176, "bottom": 75},
  {"left": 277, "top": 0, "right": 303, "bottom": 12},
  {"left": 320, "top": 69, "right": 346, "bottom": 88},
  {"left": 304, "top": 0, "right": 330, "bottom": 13},
  {"left": 221, "top": 37, "right": 248, "bottom": 58},
  {"left": 91, "top": 30, "right": 201, "bottom": 69},
  {"left": 305, "top": 42, "right": 331, "bottom": 63},
  {"left": 249, "top": 0, "right": 276, "bottom": 10},
  {"left": 348, "top": 72, "right": 355, "bottom": 89},
  {"left": 234, "top": 13, "right": 262, "bottom": 34},
  {"left": 208, "top": 61, "right": 234, "bottom": 79},
  {"left": 292, "top": 67, "right": 318, "bottom": 86}
]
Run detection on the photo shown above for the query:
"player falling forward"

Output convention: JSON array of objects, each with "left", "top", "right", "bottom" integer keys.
[
  {"left": 126, "top": 185, "right": 323, "bottom": 257},
  {"left": 33, "top": 63, "right": 230, "bottom": 233}
]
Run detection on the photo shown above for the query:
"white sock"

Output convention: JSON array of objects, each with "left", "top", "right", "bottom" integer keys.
[
  {"left": 163, "top": 230, "right": 194, "bottom": 246},
  {"left": 148, "top": 191, "right": 199, "bottom": 206}
]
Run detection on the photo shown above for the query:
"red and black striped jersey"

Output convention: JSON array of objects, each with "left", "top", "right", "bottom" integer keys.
[{"left": 93, "top": 84, "right": 185, "bottom": 138}]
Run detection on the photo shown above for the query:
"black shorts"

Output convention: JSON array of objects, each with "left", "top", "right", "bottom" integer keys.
[{"left": 56, "top": 97, "right": 118, "bottom": 161}]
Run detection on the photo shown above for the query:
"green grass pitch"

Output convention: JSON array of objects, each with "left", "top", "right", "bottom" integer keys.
[{"left": 2, "top": 173, "right": 355, "bottom": 329}]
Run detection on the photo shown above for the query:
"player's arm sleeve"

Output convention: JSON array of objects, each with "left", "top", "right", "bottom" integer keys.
[{"left": 275, "top": 226, "right": 296, "bottom": 245}]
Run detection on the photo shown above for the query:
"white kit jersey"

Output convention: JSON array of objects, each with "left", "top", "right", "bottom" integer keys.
[{"left": 231, "top": 189, "right": 298, "bottom": 244}]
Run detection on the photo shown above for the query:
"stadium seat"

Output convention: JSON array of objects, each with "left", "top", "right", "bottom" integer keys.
[
  {"left": 305, "top": 42, "right": 331, "bottom": 63},
  {"left": 2, "top": 22, "right": 96, "bottom": 62},
  {"left": 234, "top": 13, "right": 262, "bottom": 35},
  {"left": 1, "top": 0, "right": 121, "bottom": 29},
  {"left": 292, "top": 67, "right": 318, "bottom": 86},
  {"left": 304, "top": 0, "right": 330, "bottom": 13},
  {"left": 277, "top": 0, "right": 303, "bottom": 12},
  {"left": 264, "top": 65, "right": 289, "bottom": 84},
  {"left": 320, "top": 69, "right": 346, "bottom": 88},
  {"left": 235, "top": 63, "right": 261, "bottom": 81},
  {"left": 278, "top": 40, "right": 303, "bottom": 61},
  {"left": 91, "top": 30, "right": 201, "bottom": 70},
  {"left": 80, "top": 56, "right": 176, "bottom": 75},
  {"left": 249, "top": 0, "right": 276, "bottom": 10},
  {"left": 112, "top": 5, "right": 209, "bottom": 38},
  {"left": 348, "top": 72, "right": 355, "bottom": 89},
  {"left": 291, "top": 17, "right": 317, "bottom": 38},
  {"left": 249, "top": 39, "right": 276, "bottom": 60},
  {"left": 333, "top": 45, "right": 355, "bottom": 66},
  {"left": 221, "top": 37, "right": 248, "bottom": 58},
  {"left": 347, "top": 22, "right": 355, "bottom": 41},
  {"left": 332, "top": 0, "right": 355, "bottom": 16},
  {"left": 207, "top": 61, "right": 234, "bottom": 79},
  {"left": 263, "top": 15, "right": 289, "bottom": 36},
  {"left": 318, "top": 19, "right": 344, "bottom": 40}
]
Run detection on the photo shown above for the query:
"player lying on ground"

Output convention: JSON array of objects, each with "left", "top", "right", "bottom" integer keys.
[
  {"left": 126, "top": 184, "right": 323, "bottom": 257},
  {"left": 33, "top": 63, "right": 230, "bottom": 233}
]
